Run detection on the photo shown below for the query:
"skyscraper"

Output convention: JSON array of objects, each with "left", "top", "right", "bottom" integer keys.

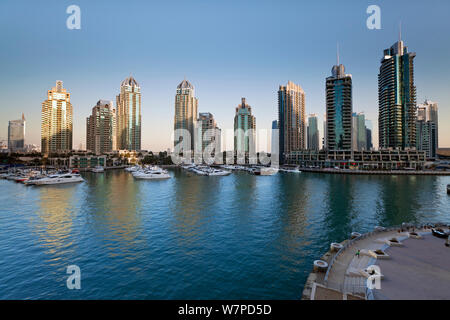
[
  {"left": 378, "top": 36, "right": 416, "bottom": 150},
  {"left": 416, "top": 100, "right": 438, "bottom": 158},
  {"left": 323, "top": 115, "right": 327, "bottom": 150},
  {"left": 116, "top": 76, "right": 141, "bottom": 151},
  {"left": 417, "top": 100, "right": 438, "bottom": 148},
  {"left": 174, "top": 79, "right": 198, "bottom": 156},
  {"left": 307, "top": 114, "right": 319, "bottom": 151},
  {"left": 326, "top": 62, "right": 352, "bottom": 150},
  {"left": 365, "top": 119, "right": 373, "bottom": 151},
  {"left": 8, "top": 114, "right": 25, "bottom": 152},
  {"left": 234, "top": 98, "right": 256, "bottom": 154},
  {"left": 278, "top": 81, "right": 306, "bottom": 163},
  {"left": 86, "top": 100, "right": 117, "bottom": 155},
  {"left": 352, "top": 112, "right": 367, "bottom": 151},
  {"left": 196, "top": 112, "right": 221, "bottom": 158},
  {"left": 271, "top": 120, "right": 278, "bottom": 156},
  {"left": 41, "top": 80, "right": 73, "bottom": 155},
  {"left": 416, "top": 120, "right": 436, "bottom": 159}
]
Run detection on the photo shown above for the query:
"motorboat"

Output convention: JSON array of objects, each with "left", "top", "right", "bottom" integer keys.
[
  {"left": 447, "top": 184, "right": 450, "bottom": 194},
  {"left": 279, "top": 166, "right": 301, "bottom": 173},
  {"left": 0, "top": 172, "right": 11, "bottom": 179},
  {"left": 132, "top": 167, "right": 171, "bottom": 180},
  {"left": 186, "top": 165, "right": 230, "bottom": 176},
  {"left": 26, "top": 173, "right": 84, "bottom": 185},
  {"left": 6, "top": 173, "right": 29, "bottom": 182},
  {"left": 253, "top": 167, "right": 279, "bottom": 176},
  {"left": 221, "top": 165, "right": 234, "bottom": 170},
  {"left": 190, "top": 167, "right": 208, "bottom": 176},
  {"left": 91, "top": 166, "right": 105, "bottom": 173},
  {"left": 206, "top": 168, "right": 231, "bottom": 176},
  {"left": 125, "top": 165, "right": 141, "bottom": 172}
]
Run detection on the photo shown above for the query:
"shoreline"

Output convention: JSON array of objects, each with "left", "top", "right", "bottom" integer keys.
[{"left": 298, "top": 168, "right": 450, "bottom": 176}]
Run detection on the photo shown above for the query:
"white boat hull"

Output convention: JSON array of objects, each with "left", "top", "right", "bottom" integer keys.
[
  {"left": 30, "top": 175, "right": 85, "bottom": 185},
  {"left": 133, "top": 173, "right": 171, "bottom": 180}
]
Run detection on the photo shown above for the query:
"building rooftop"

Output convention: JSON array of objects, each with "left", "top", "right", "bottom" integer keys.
[
  {"left": 121, "top": 76, "right": 139, "bottom": 87},
  {"left": 177, "top": 79, "right": 194, "bottom": 90}
]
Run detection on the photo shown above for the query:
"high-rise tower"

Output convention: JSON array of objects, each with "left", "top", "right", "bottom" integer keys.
[
  {"left": 86, "top": 100, "right": 117, "bottom": 155},
  {"left": 307, "top": 114, "right": 319, "bottom": 151},
  {"left": 326, "top": 58, "right": 353, "bottom": 150},
  {"left": 174, "top": 79, "right": 198, "bottom": 155},
  {"left": 234, "top": 98, "right": 256, "bottom": 154},
  {"left": 116, "top": 76, "right": 141, "bottom": 151},
  {"left": 196, "top": 112, "right": 221, "bottom": 159},
  {"left": 8, "top": 114, "right": 25, "bottom": 152},
  {"left": 416, "top": 100, "right": 438, "bottom": 158},
  {"left": 41, "top": 81, "right": 73, "bottom": 154},
  {"left": 378, "top": 35, "right": 416, "bottom": 150},
  {"left": 278, "top": 81, "right": 306, "bottom": 163}
]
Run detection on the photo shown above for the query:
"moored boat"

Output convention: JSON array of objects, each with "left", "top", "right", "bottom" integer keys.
[
  {"left": 26, "top": 173, "right": 84, "bottom": 185},
  {"left": 280, "top": 166, "right": 301, "bottom": 173},
  {"left": 132, "top": 167, "right": 171, "bottom": 180},
  {"left": 125, "top": 165, "right": 141, "bottom": 172},
  {"left": 253, "top": 167, "right": 279, "bottom": 176},
  {"left": 91, "top": 166, "right": 105, "bottom": 173}
]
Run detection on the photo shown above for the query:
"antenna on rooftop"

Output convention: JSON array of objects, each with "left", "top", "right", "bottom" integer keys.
[{"left": 337, "top": 42, "right": 340, "bottom": 66}]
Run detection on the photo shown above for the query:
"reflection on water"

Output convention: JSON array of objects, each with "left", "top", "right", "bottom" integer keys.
[
  {"left": 0, "top": 170, "right": 449, "bottom": 299},
  {"left": 35, "top": 185, "right": 76, "bottom": 263},
  {"left": 84, "top": 172, "right": 142, "bottom": 243}
]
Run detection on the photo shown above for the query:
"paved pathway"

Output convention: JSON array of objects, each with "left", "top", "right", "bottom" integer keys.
[
  {"left": 324, "top": 227, "right": 450, "bottom": 299},
  {"left": 374, "top": 234, "right": 450, "bottom": 300}
]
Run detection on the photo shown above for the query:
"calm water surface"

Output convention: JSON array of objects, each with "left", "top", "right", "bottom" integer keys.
[{"left": 0, "top": 169, "right": 449, "bottom": 299}]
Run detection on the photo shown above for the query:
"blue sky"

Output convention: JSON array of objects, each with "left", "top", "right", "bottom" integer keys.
[{"left": 1, "top": 0, "right": 449, "bottom": 151}]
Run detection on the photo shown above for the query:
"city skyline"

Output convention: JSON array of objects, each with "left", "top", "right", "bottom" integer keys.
[{"left": 1, "top": 1, "right": 450, "bottom": 151}]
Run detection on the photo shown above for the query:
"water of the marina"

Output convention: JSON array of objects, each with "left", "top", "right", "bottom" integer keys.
[{"left": 0, "top": 169, "right": 449, "bottom": 299}]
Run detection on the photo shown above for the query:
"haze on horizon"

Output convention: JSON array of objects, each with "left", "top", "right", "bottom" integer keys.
[{"left": 1, "top": 0, "right": 450, "bottom": 152}]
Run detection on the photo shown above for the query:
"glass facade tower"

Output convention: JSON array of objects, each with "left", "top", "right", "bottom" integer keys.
[
  {"left": 307, "top": 114, "right": 319, "bottom": 151},
  {"left": 326, "top": 64, "right": 353, "bottom": 150},
  {"left": 234, "top": 98, "right": 256, "bottom": 154},
  {"left": 8, "top": 114, "right": 25, "bottom": 152},
  {"left": 378, "top": 39, "right": 416, "bottom": 150}
]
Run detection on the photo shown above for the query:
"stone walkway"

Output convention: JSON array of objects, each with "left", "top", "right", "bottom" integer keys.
[
  {"left": 315, "top": 226, "right": 450, "bottom": 299},
  {"left": 374, "top": 234, "right": 450, "bottom": 300}
]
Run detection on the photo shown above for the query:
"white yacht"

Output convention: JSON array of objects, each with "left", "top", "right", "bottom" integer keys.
[
  {"left": 125, "top": 165, "right": 141, "bottom": 172},
  {"left": 26, "top": 173, "right": 84, "bottom": 185},
  {"left": 188, "top": 166, "right": 208, "bottom": 176},
  {"left": 91, "top": 166, "right": 105, "bottom": 173},
  {"left": 280, "top": 166, "right": 301, "bottom": 173},
  {"left": 253, "top": 167, "right": 279, "bottom": 176},
  {"left": 187, "top": 165, "right": 230, "bottom": 176},
  {"left": 0, "top": 172, "right": 11, "bottom": 179},
  {"left": 132, "top": 167, "right": 171, "bottom": 180},
  {"left": 222, "top": 165, "right": 240, "bottom": 171},
  {"left": 206, "top": 168, "right": 231, "bottom": 176}
]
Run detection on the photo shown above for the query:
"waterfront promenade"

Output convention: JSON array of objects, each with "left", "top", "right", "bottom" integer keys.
[{"left": 303, "top": 225, "right": 450, "bottom": 300}]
